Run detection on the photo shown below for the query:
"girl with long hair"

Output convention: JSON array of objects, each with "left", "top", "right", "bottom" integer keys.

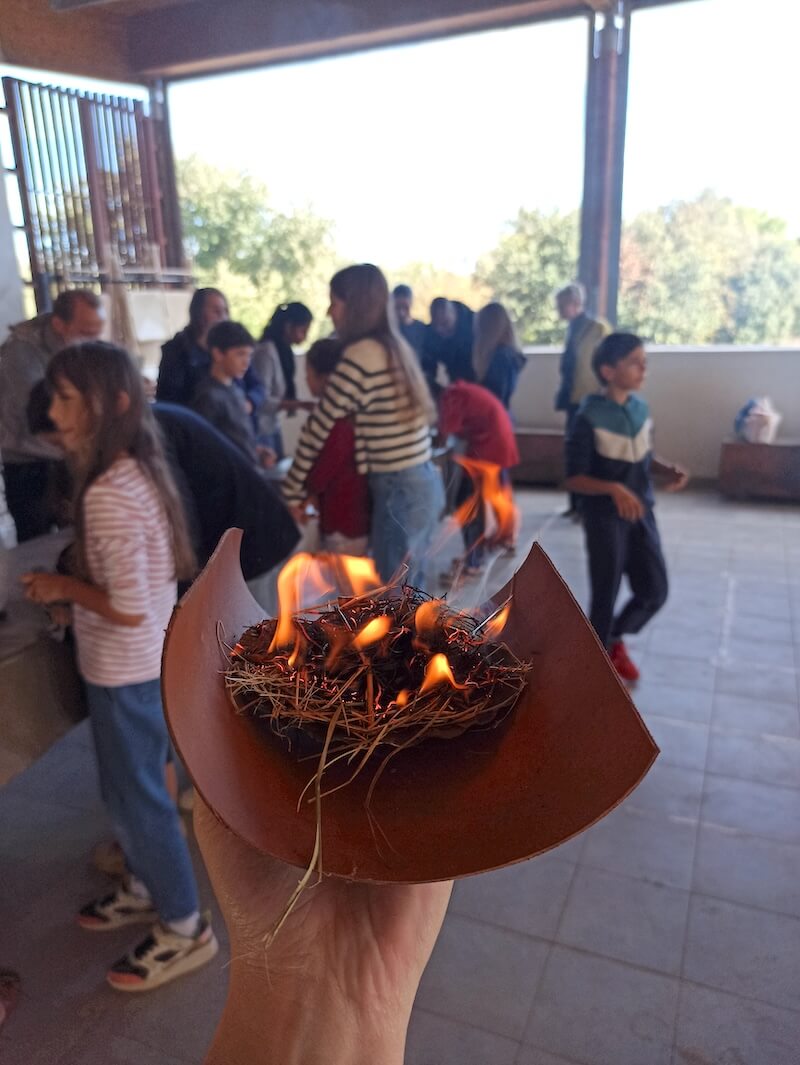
[
  {"left": 283, "top": 264, "right": 442, "bottom": 585},
  {"left": 472, "top": 301, "right": 526, "bottom": 410},
  {"left": 253, "top": 302, "right": 314, "bottom": 455},
  {"left": 23, "top": 342, "right": 217, "bottom": 992}
]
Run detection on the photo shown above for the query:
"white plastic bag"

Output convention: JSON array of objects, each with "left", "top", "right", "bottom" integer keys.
[{"left": 735, "top": 397, "right": 782, "bottom": 444}]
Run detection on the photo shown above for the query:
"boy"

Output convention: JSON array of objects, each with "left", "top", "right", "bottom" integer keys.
[
  {"left": 304, "top": 339, "right": 370, "bottom": 556},
  {"left": 438, "top": 378, "right": 520, "bottom": 577},
  {"left": 565, "top": 333, "right": 688, "bottom": 681},
  {"left": 192, "top": 321, "right": 274, "bottom": 470}
]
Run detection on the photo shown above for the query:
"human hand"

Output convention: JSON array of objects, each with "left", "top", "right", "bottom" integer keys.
[
  {"left": 611, "top": 484, "right": 645, "bottom": 522},
  {"left": 21, "top": 572, "right": 73, "bottom": 605},
  {"left": 257, "top": 445, "right": 278, "bottom": 469},
  {"left": 194, "top": 795, "right": 452, "bottom": 1065},
  {"left": 662, "top": 464, "right": 689, "bottom": 492}
]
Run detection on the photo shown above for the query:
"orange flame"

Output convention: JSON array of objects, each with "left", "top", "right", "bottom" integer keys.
[
  {"left": 332, "top": 555, "right": 382, "bottom": 598},
  {"left": 395, "top": 688, "right": 410, "bottom": 707},
  {"left": 483, "top": 603, "right": 511, "bottom": 641},
  {"left": 453, "top": 457, "right": 519, "bottom": 546},
  {"left": 353, "top": 615, "right": 392, "bottom": 649},
  {"left": 420, "top": 652, "right": 467, "bottom": 693},
  {"left": 269, "top": 553, "right": 334, "bottom": 651},
  {"left": 414, "top": 599, "right": 445, "bottom": 636},
  {"left": 287, "top": 630, "right": 305, "bottom": 669}
]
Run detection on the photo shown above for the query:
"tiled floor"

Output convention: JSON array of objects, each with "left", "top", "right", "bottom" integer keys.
[{"left": 2, "top": 489, "right": 799, "bottom": 1065}]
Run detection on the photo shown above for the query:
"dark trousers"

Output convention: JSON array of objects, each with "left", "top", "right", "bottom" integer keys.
[
  {"left": 3, "top": 461, "right": 55, "bottom": 542},
  {"left": 565, "top": 405, "right": 580, "bottom": 512},
  {"left": 584, "top": 506, "right": 668, "bottom": 649}
]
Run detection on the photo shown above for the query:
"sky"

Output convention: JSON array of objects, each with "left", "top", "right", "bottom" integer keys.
[{"left": 166, "top": 0, "right": 800, "bottom": 274}]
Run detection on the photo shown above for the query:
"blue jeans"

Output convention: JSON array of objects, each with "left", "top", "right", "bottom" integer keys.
[
  {"left": 86, "top": 680, "right": 199, "bottom": 922},
  {"left": 369, "top": 461, "right": 444, "bottom": 589}
]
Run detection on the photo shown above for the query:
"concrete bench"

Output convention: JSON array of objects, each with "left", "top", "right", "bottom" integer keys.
[
  {"left": 718, "top": 439, "right": 800, "bottom": 501},
  {"left": 512, "top": 428, "right": 565, "bottom": 486}
]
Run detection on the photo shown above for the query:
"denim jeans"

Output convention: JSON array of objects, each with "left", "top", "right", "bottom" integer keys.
[
  {"left": 369, "top": 461, "right": 444, "bottom": 590},
  {"left": 86, "top": 679, "right": 199, "bottom": 922}
]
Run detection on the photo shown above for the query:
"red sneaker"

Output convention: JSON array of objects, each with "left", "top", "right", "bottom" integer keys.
[{"left": 610, "top": 640, "right": 640, "bottom": 682}]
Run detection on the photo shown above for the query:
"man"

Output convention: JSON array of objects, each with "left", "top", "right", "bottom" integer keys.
[
  {"left": 554, "top": 282, "right": 610, "bottom": 519},
  {"left": 424, "top": 297, "right": 475, "bottom": 389},
  {"left": 0, "top": 289, "right": 105, "bottom": 540},
  {"left": 392, "top": 285, "right": 427, "bottom": 364}
]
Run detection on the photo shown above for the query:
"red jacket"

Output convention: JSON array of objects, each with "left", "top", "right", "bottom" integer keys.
[
  {"left": 439, "top": 381, "right": 520, "bottom": 468},
  {"left": 306, "top": 419, "right": 370, "bottom": 538}
]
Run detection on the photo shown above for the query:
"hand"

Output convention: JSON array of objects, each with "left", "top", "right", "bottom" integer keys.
[
  {"left": 662, "top": 464, "right": 689, "bottom": 492},
  {"left": 194, "top": 795, "right": 452, "bottom": 1065},
  {"left": 243, "top": 398, "right": 254, "bottom": 415},
  {"left": 257, "top": 445, "right": 278, "bottom": 469},
  {"left": 611, "top": 484, "right": 645, "bottom": 522},
  {"left": 21, "top": 572, "right": 73, "bottom": 605}
]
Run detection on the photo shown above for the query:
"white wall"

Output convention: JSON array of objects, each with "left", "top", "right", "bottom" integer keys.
[
  {"left": 511, "top": 347, "right": 800, "bottom": 479},
  {"left": 0, "top": 174, "right": 24, "bottom": 339}
]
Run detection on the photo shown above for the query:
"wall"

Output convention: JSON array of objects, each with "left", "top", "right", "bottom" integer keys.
[
  {"left": 0, "top": 171, "right": 23, "bottom": 339},
  {"left": 510, "top": 346, "right": 800, "bottom": 479}
]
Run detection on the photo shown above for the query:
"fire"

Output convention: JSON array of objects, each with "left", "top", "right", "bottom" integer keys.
[
  {"left": 269, "top": 553, "right": 334, "bottom": 651},
  {"left": 353, "top": 615, "right": 392, "bottom": 649},
  {"left": 453, "top": 457, "right": 519, "bottom": 547},
  {"left": 483, "top": 603, "right": 511, "bottom": 641},
  {"left": 332, "top": 555, "right": 382, "bottom": 598},
  {"left": 287, "top": 630, "right": 305, "bottom": 669},
  {"left": 395, "top": 689, "right": 410, "bottom": 707},
  {"left": 414, "top": 599, "right": 445, "bottom": 637},
  {"left": 420, "top": 652, "right": 467, "bottom": 693}
]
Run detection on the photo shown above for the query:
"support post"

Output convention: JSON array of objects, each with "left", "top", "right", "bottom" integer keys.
[
  {"left": 578, "top": 1, "right": 630, "bottom": 324},
  {"left": 147, "top": 80, "right": 184, "bottom": 269}
]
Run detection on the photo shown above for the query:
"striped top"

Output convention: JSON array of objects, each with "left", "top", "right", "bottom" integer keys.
[
  {"left": 72, "top": 457, "right": 177, "bottom": 687},
  {"left": 283, "top": 337, "right": 432, "bottom": 505}
]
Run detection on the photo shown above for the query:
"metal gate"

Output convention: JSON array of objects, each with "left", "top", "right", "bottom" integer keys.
[{"left": 1, "top": 76, "right": 183, "bottom": 310}]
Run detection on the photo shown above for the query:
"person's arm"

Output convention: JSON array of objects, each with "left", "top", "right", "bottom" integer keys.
[
  {"left": 194, "top": 796, "right": 452, "bottom": 1065},
  {"left": 242, "top": 364, "right": 266, "bottom": 414},
  {"left": 22, "top": 571, "right": 144, "bottom": 625},
  {"left": 564, "top": 411, "right": 645, "bottom": 521},
  {"left": 651, "top": 456, "right": 689, "bottom": 491},
  {"left": 283, "top": 354, "right": 366, "bottom": 506}
]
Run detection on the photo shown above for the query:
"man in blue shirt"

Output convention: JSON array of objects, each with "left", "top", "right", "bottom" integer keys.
[{"left": 565, "top": 333, "right": 688, "bottom": 681}]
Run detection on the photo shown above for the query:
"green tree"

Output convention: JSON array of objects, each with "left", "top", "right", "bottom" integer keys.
[
  {"left": 474, "top": 208, "right": 579, "bottom": 344},
  {"left": 619, "top": 191, "right": 800, "bottom": 344},
  {"left": 388, "top": 262, "right": 492, "bottom": 319},
  {"left": 176, "top": 155, "right": 340, "bottom": 337}
]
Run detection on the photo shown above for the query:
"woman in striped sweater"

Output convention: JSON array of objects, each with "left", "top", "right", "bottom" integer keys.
[{"left": 284, "top": 264, "right": 443, "bottom": 586}]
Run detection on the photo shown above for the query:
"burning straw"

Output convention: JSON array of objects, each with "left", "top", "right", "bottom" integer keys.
[{"left": 223, "top": 556, "right": 528, "bottom": 944}]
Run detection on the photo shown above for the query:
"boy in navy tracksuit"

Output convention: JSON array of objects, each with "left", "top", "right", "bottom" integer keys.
[{"left": 565, "top": 333, "right": 688, "bottom": 681}]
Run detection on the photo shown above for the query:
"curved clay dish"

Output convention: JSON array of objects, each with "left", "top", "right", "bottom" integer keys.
[{"left": 162, "top": 529, "right": 658, "bottom": 883}]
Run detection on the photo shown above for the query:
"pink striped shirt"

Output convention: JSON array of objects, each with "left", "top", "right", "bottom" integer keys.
[{"left": 72, "top": 457, "right": 177, "bottom": 687}]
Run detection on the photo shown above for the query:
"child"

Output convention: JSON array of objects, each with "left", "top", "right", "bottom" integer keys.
[
  {"left": 284, "top": 264, "right": 442, "bottom": 588},
  {"left": 438, "top": 379, "right": 520, "bottom": 576},
  {"left": 304, "top": 339, "right": 370, "bottom": 556},
  {"left": 564, "top": 333, "right": 688, "bottom": 681},
  {"left": 192, "top": 320, "right": 275, "bottom": 470},
  {"left": 23, "top": 342, "right": 217, "bottom": 992},
  {"left": 472, "top": 302, "right": 526, "bottom": 410}
]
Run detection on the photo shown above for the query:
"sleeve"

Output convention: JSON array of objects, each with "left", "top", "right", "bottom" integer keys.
[
  {"left": 0, "top": 339, "right": 62, "bottom": 460},
  {"left": 155, "top": 344, "right": 185, "bottom": 404},
  {"left": 190, "top": 388, "right": 217, "bottom": 426},
  {"left": 565, "top": 412, "right": 595, "bottom": 479},
  {"left": 242, "top": 364, "right": 266, "bottom": 412},
  {"left": 251, "top": 343, "right": 283, "bottom": 418},
  {"left": 83, "top": 486, "right": 152, "bottom": 619},
  {"left": 306, "top": 421, "right": 353, "bottom": 494},
  {"left": 282, "top": 356, "right": 366, "bottom": 505}
]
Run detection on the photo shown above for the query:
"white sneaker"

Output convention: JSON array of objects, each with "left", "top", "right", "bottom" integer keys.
[
  {"left": 106, "top": 914, "right": 218, "bottom": 992},
  {"left": 77, "top": 882, "right": 157, "bottom": 931}
]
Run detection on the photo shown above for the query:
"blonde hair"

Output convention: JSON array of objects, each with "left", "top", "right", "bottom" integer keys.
[
  {"left": 330, "top": 264, "right": 434, "bottom": 420},
  {"left": 473, "top": 302, "right": 520, "bottom": 382}
]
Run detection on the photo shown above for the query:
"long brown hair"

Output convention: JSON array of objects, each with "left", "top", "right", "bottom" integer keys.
[
  {"left": 46, "top": 342, "right": 196, "bottom": 582},
  {"left": 330, "top": 264, "right": 435, "bottom": 421},
  {"left": 473, "top": 302, "right": 520, "bottom": 382}
]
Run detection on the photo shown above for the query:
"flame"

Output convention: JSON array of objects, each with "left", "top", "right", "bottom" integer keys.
[
  {"left": 353, "top": 615, "right": 392, "bottom": 649},
  {"left": 269, "top": 553, "right": 334, "bottom": 651},
  {"left": 395, "top": 688, "right": 410, "bottom": 707},
  {"left": 483, "top": 603, "right": 511, "bottom": 641},
  {"left": 287, "top": 630, "right": 305, "bottom": 669},
  {"left": 453, "top": 457, "right": 519, "bottom": 547},
  {"left": 420, "top": 652, "right": 467, "bottom": 693},
  {"left": 414, "top": 599, "right": 445, "bottom": 636},
  {"left": 332, "top": 555, "right": 382, "bottom": 598}
]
